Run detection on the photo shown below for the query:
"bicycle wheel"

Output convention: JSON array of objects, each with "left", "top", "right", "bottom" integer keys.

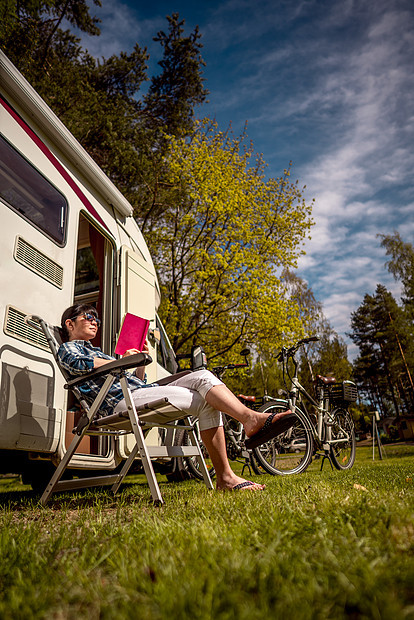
[
  {"left": 328, "top": 408, "right": 356, "bottom": 470},
  {"left": 252, "top": 400, "right": 313, "bottom": 475}
]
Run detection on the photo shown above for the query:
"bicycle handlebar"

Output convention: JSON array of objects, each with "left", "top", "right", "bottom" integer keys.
[
  {"left": 212, "top": 362, "right": 248, "bottom": 379},
  {"left": 213, "top": 362, "right": 248, "bottom": 372},
  {"left": 276, "top": 335, "right": 319, "bottom": 362},
  {"left": 298, "top": 336, "right": 319, "bottom": 345}
]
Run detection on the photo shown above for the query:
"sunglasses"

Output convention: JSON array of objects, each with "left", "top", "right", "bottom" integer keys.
[{"left": 71, "top": 312, "right": 101, "bottom": 327}]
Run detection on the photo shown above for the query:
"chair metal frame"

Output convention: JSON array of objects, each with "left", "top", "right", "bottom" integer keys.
[{"left": 25, "top": 316, "right": 214, "bottom": 505}]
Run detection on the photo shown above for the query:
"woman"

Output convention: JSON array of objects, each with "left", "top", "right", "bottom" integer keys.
[{"left": 58, "top": 303, "right": 293, "bottom": 492}]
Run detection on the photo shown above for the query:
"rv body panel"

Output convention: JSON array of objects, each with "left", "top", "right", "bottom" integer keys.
[{"left": 0, "top": 51, "right": 174, "bottom": 481}]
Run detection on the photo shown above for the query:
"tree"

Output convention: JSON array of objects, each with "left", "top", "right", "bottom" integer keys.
[
  {"left": 0, "top": 0, "right": 102, "bottom": 74},
  {"left": 144, "top": 13, "right": 208, "bottom": 138},
  {"left": 350, "top": 284, "right": 414, "bottom": 417},
  {"left": 152, "top": 120, "right": 314, "bottom": 359},
  {"left": 135, "top": 13, "right": 209, "bottom": 230},
  {"left": 1, "top": 3, "right": 322, "bottom": 371},
  {"left": 1, "top": 4, "right": 212, "bottom": 228},
  {"left": 379, "top": 232, "right": 414, "bottom": 321}
]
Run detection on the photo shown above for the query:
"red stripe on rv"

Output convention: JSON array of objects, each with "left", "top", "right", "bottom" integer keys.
[{"left": 0, "top": 96, "right": 112, "bottom": 236}]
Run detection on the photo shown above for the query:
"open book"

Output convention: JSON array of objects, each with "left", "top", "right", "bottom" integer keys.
[{"left": 115, "top": 312, "right": 150, "bottom": 355}]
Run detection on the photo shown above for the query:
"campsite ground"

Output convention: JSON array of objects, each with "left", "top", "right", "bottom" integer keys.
[{"left": 0, "top": 444, "right": 413, "bottom": 619}]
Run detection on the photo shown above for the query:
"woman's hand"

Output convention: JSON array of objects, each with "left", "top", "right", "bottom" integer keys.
[
  {"left": 122, "top": 348, "right": 140, "bottom": 357},
  {"left": 122, "top": 341, "right": 149, "bottom": 380}
]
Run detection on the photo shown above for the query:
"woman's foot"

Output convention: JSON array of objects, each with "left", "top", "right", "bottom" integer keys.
[
  {"left": 244, "top": 408, "right": 292, "bottom": 438},
  {"left": 245, "top": 410, "right": 296, "bottom": 449},
  {"left": 216, "top": 472, "right": 265, "bottom": 491}
]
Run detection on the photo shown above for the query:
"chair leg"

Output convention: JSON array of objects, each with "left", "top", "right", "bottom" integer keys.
[
  {"left": 186, "top": 417, "right": 214, "bottom": 490},
  {"left": 39, "top": 374, "right": 118, "bottom": 505},
  {"left": 120, "top": 377, "right": 164, "bottom": 505},
  {"left": 39, "top": 431, "right": 86, "bottom": 505},
  {"left": 110, "top": 444, "right": 139, "bottom": 494}
]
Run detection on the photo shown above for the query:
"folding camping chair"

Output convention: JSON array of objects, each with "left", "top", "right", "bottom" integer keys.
[{"left": 25, "top": 316, "right": 214, "bottom": 506}]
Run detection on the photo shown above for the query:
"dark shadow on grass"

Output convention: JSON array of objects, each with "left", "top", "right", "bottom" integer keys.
[
  {"left": 0, "top": 488, "right": 39, "bottom": 509},
  {"left": 0, "top": 476, "right": 177, "bottom": 511}
]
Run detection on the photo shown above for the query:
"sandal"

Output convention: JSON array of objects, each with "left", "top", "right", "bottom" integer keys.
[
  {"left": 232, "top": 481, "right": 263, "bottom": 491},
  {"left": 245, "top": 411, "right": 296, "bottom": 449}
]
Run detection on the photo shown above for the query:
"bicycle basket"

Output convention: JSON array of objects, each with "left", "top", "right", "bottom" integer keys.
[{"left": 330, "top": 380, "right": 358, "bottom": 405}]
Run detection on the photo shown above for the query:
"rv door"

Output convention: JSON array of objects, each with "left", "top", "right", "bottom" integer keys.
[
  {"left": 118, "top": 245, "right": 156, "bottom": 377},
  {"left": 118, "top": 245, "right": 161, "bottom": 458}
]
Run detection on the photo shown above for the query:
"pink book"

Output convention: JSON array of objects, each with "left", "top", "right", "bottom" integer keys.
[{"left": 115, "top": 313, "right": 150, "bottom": 355}]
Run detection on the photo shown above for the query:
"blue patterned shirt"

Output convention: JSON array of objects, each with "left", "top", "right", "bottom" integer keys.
[{"left": 57, "top": 340, "right": 155, "bottom": 414}]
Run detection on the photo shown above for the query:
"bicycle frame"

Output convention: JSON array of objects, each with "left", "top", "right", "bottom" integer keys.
[{"left": 280, "top": 341, "right": 353, "bottom": 455}]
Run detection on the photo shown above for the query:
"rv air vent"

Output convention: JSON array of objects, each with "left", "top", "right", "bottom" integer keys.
[
  {"left": 14, "top": 236, "right": 63, "bottom": 288},
  {"left": 4, "top": 306, "right": 49, "bottom": 351}
]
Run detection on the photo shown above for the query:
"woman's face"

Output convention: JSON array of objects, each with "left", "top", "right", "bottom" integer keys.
[{"left": 65, "top": 312, "right": 99, "bottom": 341}]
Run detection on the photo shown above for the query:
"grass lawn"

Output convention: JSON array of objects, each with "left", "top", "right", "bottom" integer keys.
[{"left": 0, "top": 444, "right": 413, "bottom": 619}]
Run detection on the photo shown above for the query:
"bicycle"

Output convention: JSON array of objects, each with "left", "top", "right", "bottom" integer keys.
[
  {"left": 169, "top": 349, "right": 264, "bottom": 481},
  {"left": 252, "top": 336, "right": 357, "bottom": 475}
]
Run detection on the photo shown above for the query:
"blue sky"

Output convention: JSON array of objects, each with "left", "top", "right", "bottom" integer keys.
[{"left": 74, "top": 0, "right": 414, "bottom": 359}]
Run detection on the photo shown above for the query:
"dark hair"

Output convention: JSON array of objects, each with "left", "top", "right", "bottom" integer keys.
[{"left": 60, "top": 303, "right": 98, "bottom": 341}]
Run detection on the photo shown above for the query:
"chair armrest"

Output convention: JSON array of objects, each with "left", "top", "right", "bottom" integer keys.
[
  {"left": 65, "top": 353, "right": 152, "bottom": 388},
  {"left": 155, "top": 370, "right": 193, "bottom": 386}
]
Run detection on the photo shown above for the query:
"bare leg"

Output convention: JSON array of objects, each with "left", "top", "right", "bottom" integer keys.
[
  {"left": 205, "top": 384, "right": 291, "bottom": 437},
  {"left": 200, "top": 426, "right": 265, "bottom": 491}
]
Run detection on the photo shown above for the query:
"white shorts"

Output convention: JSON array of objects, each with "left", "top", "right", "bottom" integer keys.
[{"left": 114, "top": 369, "right": 224, "bottom": 431}]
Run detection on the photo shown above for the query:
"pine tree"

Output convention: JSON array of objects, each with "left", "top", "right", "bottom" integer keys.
[
  {"left": 143, "top": 13, "right": 208, "bottom": 138},
  {"left": 350, "top": 285, "right": 414, "bottom": 417},
  {"left": 380, "top": 232, "right": 414, "bottom": 322}
]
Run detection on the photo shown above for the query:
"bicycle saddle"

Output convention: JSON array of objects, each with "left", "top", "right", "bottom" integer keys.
[
  {"left": 238, "top": 394, "right": 256, "bottom": 402},
  {"left": 314, "top": 374, "right": 336, "bottom": 385}
]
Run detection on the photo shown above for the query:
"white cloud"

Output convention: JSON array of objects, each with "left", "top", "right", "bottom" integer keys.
[
  {"left": 288, "top": 4, "right": 414, "bottom": 358},
  {"left": 205, "top": 2, "right": 414, "bottom": 364},
  {"left": 65, "top": 0, "right": 413, "bottom": 361}
]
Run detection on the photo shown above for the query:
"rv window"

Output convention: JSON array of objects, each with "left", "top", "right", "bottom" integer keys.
[
  {"left": 75, "top": 246, "right": 100, "bottom": 297},
  {"left": 0, "top": 134, "right": 67, "bottom": 245},
  {"left": 156, "top": 316, "right": 178, "bottom": 375}
]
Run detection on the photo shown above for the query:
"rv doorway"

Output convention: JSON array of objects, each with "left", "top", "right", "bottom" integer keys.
[
  {"left": 64, "top": 214, "right": 114, "bottom": 457},
  {"left": 74, "top": 213, "right": 114, "bottom": 352}
]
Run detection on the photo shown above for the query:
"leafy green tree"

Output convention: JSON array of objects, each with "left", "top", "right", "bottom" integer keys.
[
  {"left": 152, "top": 120, "right": 314, "bottom": 359},
  {"left": 1, "top": 2, "right": 323, "bottom": 381}
]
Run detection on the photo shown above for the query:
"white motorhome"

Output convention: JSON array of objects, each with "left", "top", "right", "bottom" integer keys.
[{"left": 0, "top": 50, "right": 179, "bottom": 489}]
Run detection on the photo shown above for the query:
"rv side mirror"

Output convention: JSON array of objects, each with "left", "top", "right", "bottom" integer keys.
[
  {"left": 148, "top": 327, "right": 161, "bottom": 345},
  {"left": 191, "top": 345, "right": 208, "bottom": 371},
  {"left": 240, "top": 348, "right": 250, "bottom": 358}
]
